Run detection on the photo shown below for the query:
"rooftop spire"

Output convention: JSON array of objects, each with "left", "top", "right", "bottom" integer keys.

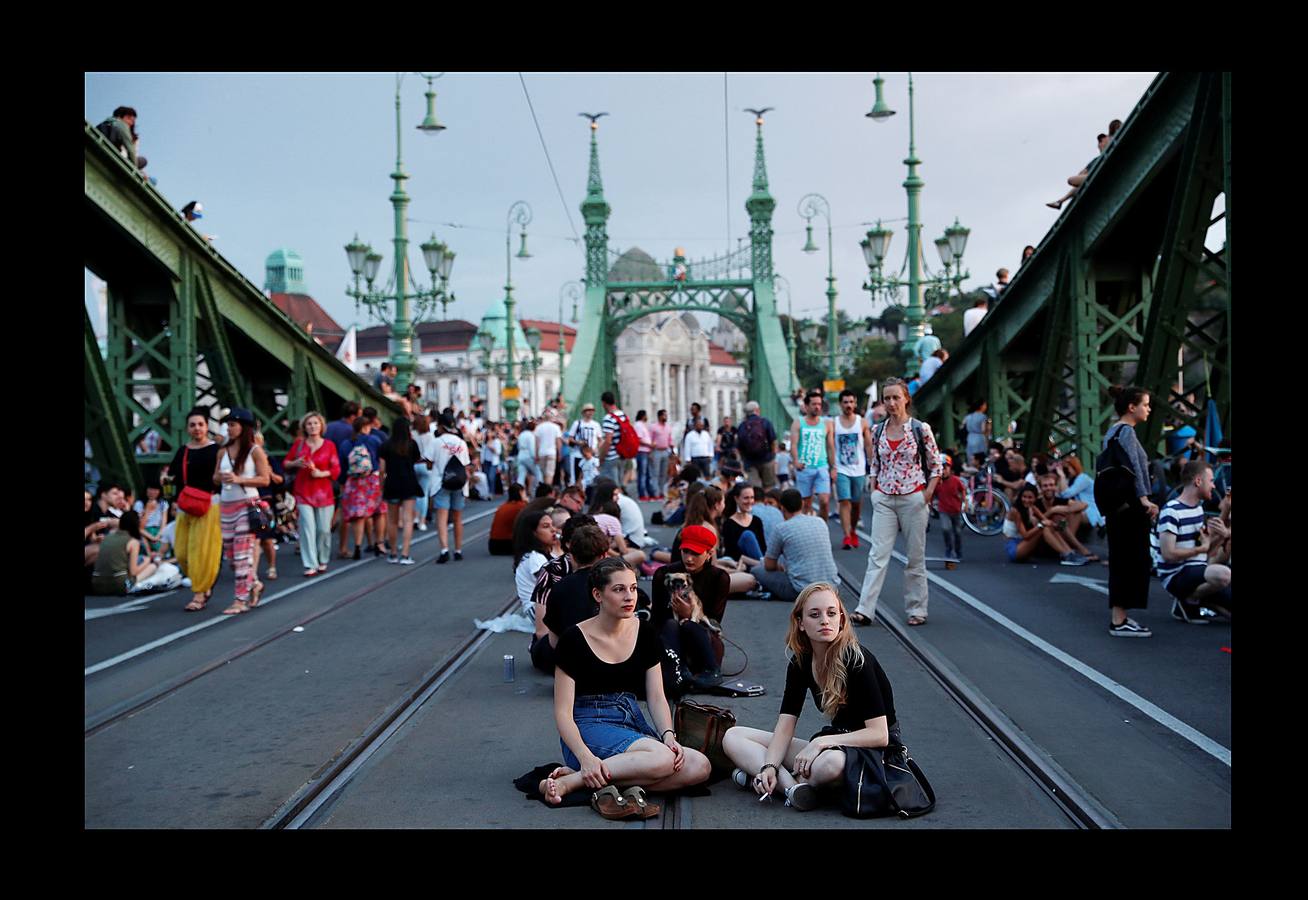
[{"left": 745, "top": 107, "right": 774, "bottom": 197}]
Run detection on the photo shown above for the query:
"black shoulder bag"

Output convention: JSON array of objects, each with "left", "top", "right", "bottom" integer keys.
[
  {"left": 840, "top": 736, "right": 936, "bottom": 819},
  {"left": 1094, "top": 424, "right": 1138, "bottom": 516}
]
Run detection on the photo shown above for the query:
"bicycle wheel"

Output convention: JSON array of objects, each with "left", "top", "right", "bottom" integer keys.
[{"left": 963, "top": 488, "right": 1010, "bottom": 536}]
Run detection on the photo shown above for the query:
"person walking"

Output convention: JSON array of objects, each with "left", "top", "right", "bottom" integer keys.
[
  {"left": 378, "top": 417, "right": 423, "bottom": 565},
  {"left": 326, "top": 401, "right": 360, "bottom": 558},
  {"left": 1101, "top": 385, "right": 1158, "bottom": 637},
  {"left": 851, "top": 379, "right": 942, "bottom": 628},
  {"left": 431, "top": 412, "right": 475, "bottom": 564},
  {"left": 833, "top": 389, "right": 874, "bottom": 550},
  {"left": 284, "top": 411, "right": 340, "bottom": 577},
  {"left": 649, "top": 409, "right": 674, "bottom": 499},
  {"left": 162, "top": 408, "right": 222, "bottom": 612},
  {"left": 597, "top": 392, "right": 632, "bottom": 486},
  {"left": 214, "top": 408, "right": 271, "bottom": 615},
  {"left": 633, "top": 410, "right": 654, "bottom": 500},
  {"left": 789, "top": 389, "right": 836, "bottom": 519},
  {"left": 735, "top": 401, "right": 778, "bottom": 490}
]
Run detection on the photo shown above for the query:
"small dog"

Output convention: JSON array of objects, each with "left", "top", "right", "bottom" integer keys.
[{"left": 664, "top": 571, "right": 720, "bottom": 633}]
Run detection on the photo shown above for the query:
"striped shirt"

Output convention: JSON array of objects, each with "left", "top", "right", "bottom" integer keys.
[
  {"left": 765, "top": 513, "right": 839, "bottom": 595},
  {"left": 601, "top": 410, "right": 625, "bottom": 461},
  {"left": 1150, "top": 499, "right": 1206, "bottom": 586}
]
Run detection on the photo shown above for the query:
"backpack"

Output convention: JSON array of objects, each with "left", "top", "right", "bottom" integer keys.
[
  {"left": 737, "top": 415, "right": 770, "bottom": 459},
  {"left": 1094, "top": 424, "right": 1138, "bottom": 516},
  {"left": 346, "top": 444, "right": 373, "bottom": 477},
  {"left": 613, "top": 411, "right": 641, "bottom": 459},
  {"left": 441, "top": 439, "right": 469, "bottom": 491},
  {"left": 873, "top": 418, "right": 932, "bottom": 476}
]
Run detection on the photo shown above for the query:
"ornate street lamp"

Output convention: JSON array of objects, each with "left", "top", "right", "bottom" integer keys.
[
  {"left": 773, "top": 274, "right": 799, "bottom": 394},
  {"left": 501, "top": 200, "right": 533, "bottom": 420},
  {"left": 558, "top": 280, "right": 582, "bottom": 385},
  {"left": 343, "top": 72, "right": 455, "bottom": 394},
  {"left": 860, "top": 72, "right": 970, "bottom": 376},
  {"left": 798, "top": 192, "right": 841, "bottom": 405}
]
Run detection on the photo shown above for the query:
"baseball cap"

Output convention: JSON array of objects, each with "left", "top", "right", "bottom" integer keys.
[
  {"left": 223, "top": 407, "right": 255, "bottom": 426},
  {"left": 680, "top": 525, "right": 717, "bottom": 555},
  {"left": 182, "top": 201, "right": 204, "bottom": 219}
]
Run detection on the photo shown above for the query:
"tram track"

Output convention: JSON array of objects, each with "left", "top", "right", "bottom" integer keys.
[
  {"left": 831, "top": 556, "right": 1120, "bottom": 829},
  {"left": 84, "top": 516, "right": 497, "bottom": 737}
]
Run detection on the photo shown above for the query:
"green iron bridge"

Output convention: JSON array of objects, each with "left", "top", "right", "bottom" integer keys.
[
  {"left": 562, "top": 116, "right": 800, "bottom": 429},
  {"left": 84, "top": 122, "right": 397, "bottom": 494},
  {"left": 913, "top": 71, "right": 1231, "bottom": 464}
]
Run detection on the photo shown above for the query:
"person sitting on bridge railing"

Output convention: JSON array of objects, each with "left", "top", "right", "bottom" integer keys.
[
  {"left": 539, "top": 558, "right": 712, "bottom": 813},
  {"left": 1047, "top": 132, "right": 1110, "bottom": 210},
  {"left": 722, "top": 583, "right": 898, "bottom": 812},
  {"left": 373, "top": 362, "right": 398, "bottom": 397}
]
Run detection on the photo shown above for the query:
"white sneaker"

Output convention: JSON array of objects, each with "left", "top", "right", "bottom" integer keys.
[
  {"left": 731, "top": 768, "right": 751, "bottom": 790},
  {"left": 416, "top": 522, "right": 427, "bottom": 532}
]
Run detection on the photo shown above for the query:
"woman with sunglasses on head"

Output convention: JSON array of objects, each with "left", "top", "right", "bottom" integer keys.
[
  {"left": 161, "top": 408, "right": 223, "bottom": 611},
  {"left": 214, "top": 408, "right": 271, "bottom": 615},
  {"left": 539, "top": 558, "right": 712, "bottom": 816},
  {"left": 722, "top": 582, "right": 898, "bottom": 811}
]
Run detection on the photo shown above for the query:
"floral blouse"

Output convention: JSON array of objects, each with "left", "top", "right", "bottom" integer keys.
[{"left": 869, "top": 419, "right": 943, "bottom": 495}]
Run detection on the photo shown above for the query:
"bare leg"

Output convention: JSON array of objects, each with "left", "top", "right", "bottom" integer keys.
[
  {"left": 400, "top": 499, "right": 415, "bottom": 557},
  {"left": 1041, "top": 526, "right": 1072, "bottom": 556},
  {"left": 436, "top": 508, "right": 450, "bottom": 550},
  {"left": 1192, "top": 564, "right": 1231, "bottom": 604},
  {"left": 728, "top": 571, "right": 757, "bottom": 594},
  {"left": 840, "top": 499, "right": 853, "bottom": 539},
  {"left": 819, "top": 493, "right": 830, "bottom": 519},
  {"left": 1012, "top": 533, "right": 1044, "bottom": 562},
  {"left": 452, "top": 510, "right": 463, "bottom": 552},
  {"left": 386, "top": 504, "right": 400, "bottom": 555},
  {"left": 352, "top": 518, "right": 366, "bottom": 552},
  {"left": 722, "top": 727, "right": 809, "bottom": 794},
  {"left": 542, "top": 740, "right": 686, "bottom": 801},
  {"left": 622, "top": 548, "right": 647, "bottom": 567}
]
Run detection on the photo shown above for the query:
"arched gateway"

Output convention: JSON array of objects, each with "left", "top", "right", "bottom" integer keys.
[{"left": 561, "top": 116, "right": 799, "bottom": 430}]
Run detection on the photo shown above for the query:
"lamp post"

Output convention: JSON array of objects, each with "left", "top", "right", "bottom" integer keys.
[
  {"left": 798, "top": 192, "right": 841, "bottom": 405},
  {"left": 344, "top": 73, "right": 455, "bottom": 394},
  {"left": 558, "top": 280, "right": 582, "bottom": 395},
  {"left": 501, "top": 200, "right": 533, "bottom": 421},
  {"left": 772, "top": 274, "right": 799, "bottom": 394},
  {"left": 861, "top": 72, "right": 970, "bottom": 377}
]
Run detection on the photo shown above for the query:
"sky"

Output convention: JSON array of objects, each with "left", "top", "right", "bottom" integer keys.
[{"left": 84, "top": 71, "right": 1157, "bottom": 337}]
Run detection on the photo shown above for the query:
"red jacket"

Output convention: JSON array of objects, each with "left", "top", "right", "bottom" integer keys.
[{"left": 289, "top": 439, "right": 341, "bottom": 507}]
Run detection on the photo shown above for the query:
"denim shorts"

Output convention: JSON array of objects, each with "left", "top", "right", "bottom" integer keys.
[
  {"left": 432, "top": 488, "right": 466, "bottom": 511},
  {"left": 795, "top": 465, "right": 831, "bottom": 498},
  {"left": 836, "top": 473, "right": 866, "bottom": 502},
  {"left": 1005, "top": 537, "right": 1020, "bottom": 562},
  {"left": 560, "top": 692, "right": 660, "bottom": 770}
]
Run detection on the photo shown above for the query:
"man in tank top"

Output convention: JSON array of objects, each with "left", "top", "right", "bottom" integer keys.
[
  {"left": 788, "top": 389, "right": 836, "bottom": 519},
  {"left": 834, "top": 389, "right": 874, "bottom": 550}
]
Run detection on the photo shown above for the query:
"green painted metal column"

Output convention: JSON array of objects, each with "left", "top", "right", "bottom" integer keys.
[
  {"left": 85, "top": 305, "right": 142, "bottom": 492},
  {"left": 563, "top": 120, "right": 614, "bottom": 414}
]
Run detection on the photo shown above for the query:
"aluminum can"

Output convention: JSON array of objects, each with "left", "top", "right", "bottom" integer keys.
[{"left": 503, "top": 654, "right": 516, "bottom": 683}]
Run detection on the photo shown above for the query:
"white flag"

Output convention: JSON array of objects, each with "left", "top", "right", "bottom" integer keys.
[{"left": 336, "top": 325, "right": 357, "bottom": 367}]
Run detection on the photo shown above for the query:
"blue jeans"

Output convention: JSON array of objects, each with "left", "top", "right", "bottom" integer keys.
[
  {"left": 651, "top": 449, "right": 670, "bottom": 495},
  {"left": 737, "top": 529, "right": 763, "bottom": 561},
  {"left": 636, "top": 451, "right": 653, "bottom": 497},
  {"left": 560, "top": 692, "right": 660, "bottom": 769},
  {"left": 413, "top": 462, "right": 433, "bottom": 523},
  {"left": 483, "top": 460, "right": 500, "bottom": 495}
]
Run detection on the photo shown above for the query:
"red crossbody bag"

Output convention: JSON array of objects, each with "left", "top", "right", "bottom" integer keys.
[{"left": 177, "top": 447, "right": 213, "bottom": 517}]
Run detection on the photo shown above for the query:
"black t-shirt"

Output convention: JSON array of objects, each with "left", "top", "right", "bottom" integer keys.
[
  {"left": 555, "top": 619, "right": 663, "bottom": 696},
  {"left": 718, "top": 425, "right": 737, "bottom": 453},
  {"left": 544, "top": 569, "right": 599, "bottom": 637},
  {"left": 780, "top": 649, "right": 897, "bottom": 733},
  {"left": 650, "top": 561, "right": 732, "bottom": 624},
  {"left": 379, "top": 440, "right": 421, "bottom": 499},
  {"left": 720, "top": 515, "right": 766, "bottom": 561},
  {"left": 168, "top": 443, "right": 220, "bottom": 492}
]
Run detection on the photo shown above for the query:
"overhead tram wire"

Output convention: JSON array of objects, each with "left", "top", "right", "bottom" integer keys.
[
  {"left": 518, "top": 73, "right": 582, "bottom": 247},
  {"left": 724, "top": 73, "right": 731, "bottom": 258}
]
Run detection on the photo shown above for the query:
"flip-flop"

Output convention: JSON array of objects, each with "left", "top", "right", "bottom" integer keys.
[
  {"left": 183, "top": 597, "right": 207, "bottom": 612},
  {"left": 907, "top": 616, "right": 927, "bottom": 626},
  {"left": 850, "top": 612, "right": 872, "bottom": 627},
  {"left": 591, "top": 785, "right": 637, "bottom": 820},
  {"left": 620, "top": 786, "right": 661, "bottom": 819}
]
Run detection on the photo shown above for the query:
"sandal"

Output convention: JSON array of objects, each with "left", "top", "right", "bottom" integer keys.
[
  {"left": 907, "top": 615, "right": 927, "bottom": 626},
  {"left": 304, "top": 569, "right": 319, "bottom": 578},
  {"left": 620, "top": 786, "right": 661, "bottom": 819},
  {"left": 265, "top": 567, "right": 278, "bottom": 580},
  {"left": 850, "top": 611, "right": 872, "bottom": 627},
  {"left": 184, "top": 595, "right": 208, "bottom": 612},
  {"left": 247, "top": 580, "right": 265, "bottom": 608},
  {"left": 590, "top": 785, "right": 637, "bottom": 820},
  {"left": 221, "top": 600, "right": 250, "bottom": 616}
]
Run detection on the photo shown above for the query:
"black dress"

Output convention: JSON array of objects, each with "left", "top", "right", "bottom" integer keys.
[{"left": 379, "top": 440, "right": 422, "bottom": 501}]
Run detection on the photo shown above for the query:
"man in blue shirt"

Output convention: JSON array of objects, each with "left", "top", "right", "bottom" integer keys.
[{"left": 325, "top": 401, "right": 360, "bottom": 559}]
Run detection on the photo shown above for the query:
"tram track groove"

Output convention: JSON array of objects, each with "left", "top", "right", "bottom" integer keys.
[
  {"left": 84, "top": 519, "right": 496, "bottom": 737},
  {"left": 832, "top": 556, "right": 1119, "bottom": 829}
]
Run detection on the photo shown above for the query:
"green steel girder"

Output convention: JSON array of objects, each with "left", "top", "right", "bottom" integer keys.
[
  {"left": 914, "top": 73, "right": 1203, "bottom": 428},
  {"left": 1025, "top": 253, "right": 1076, "bottom": 457},
  {"left": 1135, "top": 72, "right": 1230, "bottom": 451},
  {"left": 607, "top": 283, "right": 756, "bottom": 338},
  {"left": 85, "top": 305, "right": 142, "bottom": 492},
  {"left": 85, "top": 121, "right": 398, "bottom": 480}
]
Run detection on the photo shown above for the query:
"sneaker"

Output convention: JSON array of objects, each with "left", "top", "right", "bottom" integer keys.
[
  {"left": 1170, "top": 597, "right": 1210, "bottom": 625},
  {"left": 416, "top": 522, "right": 427, "bottom": 532},
  {"left": 784, "top": 783, "right": 819, "bottom": 811},
  {"left": 1060, "top": 553, "right": 1089, "bottom": 566},
  {"left": 840, "top": 535, "right": 852, "bottom": 550},
  {"left": 454, "top": 550, "right": 464, "bottom": 561},
  {"left": 1108, "top": 617, "right": 1152, "bottom": 638},
  {"left": 851, "top": 533, "right": 860, "bottom": 548},
  {"left": 731, "top": 768, "right": 751, "bottom": 790},
  {"left": 387, "top": 554, "right": 399, "bottom": 564},
  {"left": 352, "top": 546, "right": 362, "bottom": 561},
  {"left": 399, "top": 556, "right": 415, "bottom": 566},
  {"left": 436, "top": 549, "right": 450, "bottom": 565}
]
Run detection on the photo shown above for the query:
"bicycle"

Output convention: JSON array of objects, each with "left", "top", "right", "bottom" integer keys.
[{"left": 961, "top": 462, "right": 1011, "bottom": 536}]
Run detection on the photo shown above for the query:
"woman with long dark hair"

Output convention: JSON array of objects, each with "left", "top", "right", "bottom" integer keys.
[
  {"left": 90, "top": 510, "right": 160, "bottom": 595},
  {"left": 514, "top": 507, "right": 562, "bottom": 612},
  {"left": 214, "top": 408, "right": 271, "bottom": 615},
  {"left": 162, "top": 407, "right": 222, "bottom": 611},
  {"left": 379, "top": 416, "right": 422, "bottom": 565},
  {"left": 1103, "top": 385, "right": 1157, "bottom": 637},
  {"left": 722, "top": 582, "right": 898, "bottom": 812}
]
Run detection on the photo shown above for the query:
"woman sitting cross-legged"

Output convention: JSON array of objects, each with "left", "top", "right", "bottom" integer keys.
[
  {"left": 722, "top": 582, "right": 898, "bottom": 811},
  {"left": 539, "top": 558, "right": 712, "bottom": 817}
]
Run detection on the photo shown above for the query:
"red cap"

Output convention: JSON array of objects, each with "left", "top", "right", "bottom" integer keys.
[{"left": 680, "top": 525, "right": 717, "bottom": 555}]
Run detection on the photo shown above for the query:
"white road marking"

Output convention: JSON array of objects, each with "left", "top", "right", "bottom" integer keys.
[
  {"left": 855, "top": 528, "right": 1232, "bottom": 768},
  {"left": 84, "top": 507, "right": 497, "bottom": 677},
  {"left": 1049, "top": 573, "right": 1111, "bottom": 594}
]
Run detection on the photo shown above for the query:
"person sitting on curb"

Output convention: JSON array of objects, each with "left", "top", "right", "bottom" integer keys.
[
  {"left": 722, "top": 582, "right": 898, "bottom": 812},
  {"left": 1002, "top": 484, "right": 1089, "bottom": 565},
  {"left": 751, "top": 489, "right": 840, "bottom": 605},
  {"left": 1152, "top": 459, "right": 1232, "bottom": 624},
  {"left": 539, "top": 558, "right": 712, "bottom": 815}
]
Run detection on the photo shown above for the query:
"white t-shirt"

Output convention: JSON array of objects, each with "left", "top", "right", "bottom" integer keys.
[
  {"left": 684, "top": 429, "right": 714, "bottom": 459},
  {"left": 432, "top": 433, "right": 472, "bottom": 496},
  {"left": 515, "top": 550, "right": 550, "bottom": 611},
  {"left": 415, "top": 431, "right": 439, "bottom": 466},
  {"left": 963, "top": 306, "right": 987, "bottom": 337},
  {"left": 567, "top": 418, "right": 601, "bottom": 453},
  {"left": 535, "top": 420, "right": 562, "bottom": 458},
  {"left": 481, "top": 437, "right": 502, "bottom": 465},
  {"left": 833, "top": 415, "right": 868, "bottom": 477},
  {"left": 616, "top": 492, "right": 648, "bottom": 545}
]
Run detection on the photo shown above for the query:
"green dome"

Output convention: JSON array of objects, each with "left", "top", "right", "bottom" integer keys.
[
  {"left": 265, "top": 248, "right": 306, "bottom": 294},
  {"left": 608, "top": 247, "right": 663, "bottom": 283},
  {"left": 475, "top": 295, "right": 530, "bottom": 353}
]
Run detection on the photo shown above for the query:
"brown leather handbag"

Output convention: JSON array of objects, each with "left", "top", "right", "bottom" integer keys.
[{"left": 674, "top": 699, "right": 737, "bottom": 776}]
